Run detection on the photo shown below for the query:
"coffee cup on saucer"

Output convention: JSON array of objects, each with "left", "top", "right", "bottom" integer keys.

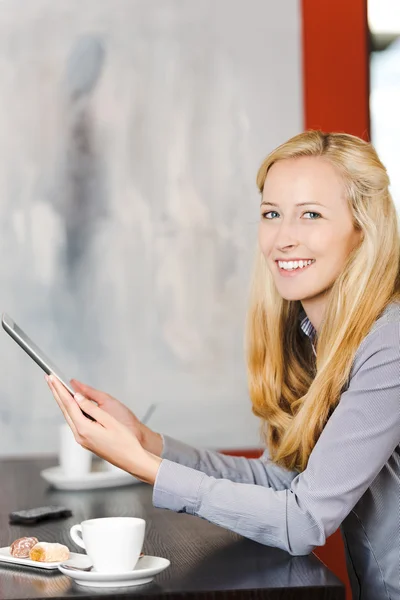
[{"left": 70, "top": 517, "right": 145, "bottom": 574}]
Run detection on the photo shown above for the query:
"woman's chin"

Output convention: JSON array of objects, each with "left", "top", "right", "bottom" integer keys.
[{"left": 275, "top": 284, "right": 321, "bottom": 303}]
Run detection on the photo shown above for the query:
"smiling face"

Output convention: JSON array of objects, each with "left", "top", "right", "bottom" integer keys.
[{"left": 259, "top": 156, "right": 362, "bottom": 324}]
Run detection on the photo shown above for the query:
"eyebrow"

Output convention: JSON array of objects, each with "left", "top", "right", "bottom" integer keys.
[{"left": 260, "top": 201, "right": 327, "bottom": 208}]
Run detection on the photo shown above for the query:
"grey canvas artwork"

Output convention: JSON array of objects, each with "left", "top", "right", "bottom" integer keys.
[{"left": 0, "top": 0, "right": 302, "bottom": 455}]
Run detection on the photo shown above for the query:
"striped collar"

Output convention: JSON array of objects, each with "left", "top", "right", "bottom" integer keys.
[{"left": 299, "top": 309, "right": 317, "bottom": 341}]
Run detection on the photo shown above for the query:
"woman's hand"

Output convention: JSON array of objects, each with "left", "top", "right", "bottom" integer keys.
[
  {"left": 47, "top": 375, "right": 162, "bottom": 485},
  {"left": 70, "top": 379, "right": 163, "bottom": 457}
]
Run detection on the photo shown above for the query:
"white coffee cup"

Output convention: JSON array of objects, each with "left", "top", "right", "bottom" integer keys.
[
  {"left": 70, "top": 517, "right": 145, "bottom": 573},
  {"left": 59, "top": 423, "right": 92, "bottom": 477}
]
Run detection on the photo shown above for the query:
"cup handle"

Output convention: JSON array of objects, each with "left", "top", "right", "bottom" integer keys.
[{"left": 70, "top": 524, "right": 86, "bottom": 550}]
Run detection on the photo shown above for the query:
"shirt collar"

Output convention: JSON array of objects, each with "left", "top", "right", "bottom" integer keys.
[{"left": 298, "top": 308, "right": 317, "bottom": 340}]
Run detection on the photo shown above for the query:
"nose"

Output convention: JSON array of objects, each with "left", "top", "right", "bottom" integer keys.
[{"left": 274, "top": 218, "right": 299, "bottom": 252}]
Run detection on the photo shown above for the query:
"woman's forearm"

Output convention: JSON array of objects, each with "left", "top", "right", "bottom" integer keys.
[{"left": 141, "top": 425, "right": 164, "bottom": 456}]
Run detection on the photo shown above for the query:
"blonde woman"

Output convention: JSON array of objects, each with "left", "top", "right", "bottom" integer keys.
[{"left": 47, "top": 131, "right": 400, "bottom": 600}]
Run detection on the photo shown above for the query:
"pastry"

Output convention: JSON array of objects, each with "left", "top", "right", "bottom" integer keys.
[
  {"left": 29, "top": 542, "right": 70, "bottom": 562},
  {"left": 10, "top": 537, "right": 39, "bottom": 558}
]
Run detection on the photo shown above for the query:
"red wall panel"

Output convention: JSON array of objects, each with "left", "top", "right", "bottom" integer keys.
[{"left": 301, "top": 0, "right": 369, "bottom": 139}]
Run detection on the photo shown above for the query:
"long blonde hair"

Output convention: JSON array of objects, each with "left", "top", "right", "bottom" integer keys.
[{"left": 246, "top": 130, "right": 400, "bottom": 472}]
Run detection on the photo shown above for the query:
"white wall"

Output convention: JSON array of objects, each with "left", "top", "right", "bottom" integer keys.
[
  {"left": 370, "top": 40, "right": 400, "bottom": 213},
  {"left": 0, "top": 0, "right": 303, "bottom": 455}
]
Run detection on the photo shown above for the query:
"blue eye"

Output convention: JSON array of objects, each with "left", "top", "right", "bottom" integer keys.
[
  {"left": 304, "top": 212, "right": 321, "bottom": 219},
  {"left": 261, "top": 211, "right": 279, "bottom": 219}
]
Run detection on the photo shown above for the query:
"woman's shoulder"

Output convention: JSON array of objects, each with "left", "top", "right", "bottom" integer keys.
[
  {"left": 354, "top": 300, "right": 400, "bottom": 364},
  {"left": 369, "top": 300, "right": 400, "bottom": 334}
]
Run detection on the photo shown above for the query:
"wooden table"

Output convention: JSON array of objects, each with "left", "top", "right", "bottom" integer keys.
[{"left": 0, "top": 457, "right": 345, "bottom": 600}]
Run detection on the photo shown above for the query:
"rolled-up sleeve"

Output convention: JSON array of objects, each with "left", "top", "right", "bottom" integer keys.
[{"left": 153, "top": 322, "right": 400, "bottom": 555}]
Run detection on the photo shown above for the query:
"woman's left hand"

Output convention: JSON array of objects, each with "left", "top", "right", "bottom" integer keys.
[{"left": 46, "top": 375, "right": 162, "bottom": 485}]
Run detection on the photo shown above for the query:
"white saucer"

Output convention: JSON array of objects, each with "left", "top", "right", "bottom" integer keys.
[
  {"left": 58, "top": 555, "right": 170, "bottom": 587},
  {"left": 0, "top": 547, "right": 84, "bottom": 570},
  {"left": 40, "top": 465, "right": 139, "bottom": 490}
]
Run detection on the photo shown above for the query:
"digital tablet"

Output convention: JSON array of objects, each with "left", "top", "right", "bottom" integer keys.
[{"left": 2, "top": 313, "right": 75, "bottom": 395}]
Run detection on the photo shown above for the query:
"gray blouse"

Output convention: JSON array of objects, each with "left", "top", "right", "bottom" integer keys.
[{"left": 153, "top": 302, "right": 400, "bottom": 600}]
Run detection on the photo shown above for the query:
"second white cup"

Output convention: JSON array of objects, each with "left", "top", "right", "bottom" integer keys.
[
  {"left": 70, "top": 517, "right": 145, "bottom": 573},
  {"left": 59, "top": 423, "right": 92, "bottom": 477}
]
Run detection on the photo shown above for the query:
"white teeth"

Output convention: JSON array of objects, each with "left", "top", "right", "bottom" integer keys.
[{"left": 278, "top": 259, "right": 314, "bottom": 271}]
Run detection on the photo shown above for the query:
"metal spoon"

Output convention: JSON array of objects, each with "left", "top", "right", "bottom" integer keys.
[
  {"left": 60, "top": 562, "right": 93, "bottom": 572},
  {"left": 140, "top": 404, "right": 157, "bottom": 426},
  {"left": 60, "top": 553, "right": 144, "bottom": 572}
]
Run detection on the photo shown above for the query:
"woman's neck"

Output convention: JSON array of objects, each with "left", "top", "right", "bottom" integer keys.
[{"left": 300, "top": 294, "right": 330, "bottom": 334}]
